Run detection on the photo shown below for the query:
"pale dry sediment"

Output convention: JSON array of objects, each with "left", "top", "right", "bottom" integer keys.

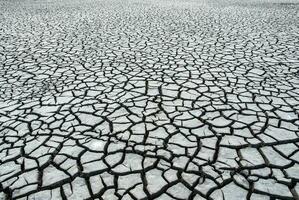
[{"left": 0, "top": 0, "right": 298, "bottom": 199}]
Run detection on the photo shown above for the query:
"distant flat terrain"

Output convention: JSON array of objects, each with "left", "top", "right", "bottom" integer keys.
[{"left": 0, "top": 0, "right": 298, "bottom": 199}]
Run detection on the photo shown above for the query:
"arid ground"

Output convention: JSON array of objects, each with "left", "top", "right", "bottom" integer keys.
[{"left": 0, "top": 0, "right": 299, "bottom": 199}]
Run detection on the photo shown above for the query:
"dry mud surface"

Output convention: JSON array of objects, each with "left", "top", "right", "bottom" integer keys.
[{"left": 0, "top": 0, "right": 299, "bottom": 199}]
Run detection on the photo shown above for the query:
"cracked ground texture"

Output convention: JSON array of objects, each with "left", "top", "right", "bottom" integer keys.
[{"left": 0, "top": 0, "right": 299, "bottom": 199}]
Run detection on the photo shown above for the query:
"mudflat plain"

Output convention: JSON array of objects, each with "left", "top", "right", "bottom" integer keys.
[{"left": 0, "top": 0, "right": 299, "bottom": 199}]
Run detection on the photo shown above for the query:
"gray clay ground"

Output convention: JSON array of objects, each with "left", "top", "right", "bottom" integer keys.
[{"left": 0, "top": 0, "right": 299, "bottom": 199}]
